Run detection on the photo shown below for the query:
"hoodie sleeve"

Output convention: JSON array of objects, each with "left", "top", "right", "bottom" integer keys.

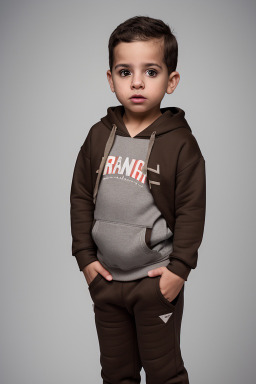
[
  {"left": 166, "top": 135, "right": 206, "bottom": 281},
  {"left": 70, "top": 129, "right": 98, "bottom": 272}
]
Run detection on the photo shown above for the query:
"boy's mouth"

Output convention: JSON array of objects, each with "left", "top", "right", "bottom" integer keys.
[
  {"left": 130, "top": 94, "right": 147, "bottom": 103},
  {"left": 130, "top": 94, "right": 146, "bottom": 99}
]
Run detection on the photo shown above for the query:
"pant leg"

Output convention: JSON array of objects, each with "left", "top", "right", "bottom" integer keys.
[
  {"left": 88, "top": 273, "right": 142, "bottom": 384},
  {"left": 88, "top": 273, "right": 189, "bottom": 384},
  {"left": 127, "top": 275, "right": 190, "bottom": 384}
]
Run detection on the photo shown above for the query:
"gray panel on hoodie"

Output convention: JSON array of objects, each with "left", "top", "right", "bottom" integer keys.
[{"left": 92, "top": 135, "right": 173, "bottom": 281}]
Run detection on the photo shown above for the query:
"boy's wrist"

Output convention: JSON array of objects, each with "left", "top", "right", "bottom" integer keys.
[
  {"left": 166, "top": 258, "right": 191, "bottom": 281},
  {"left": 74, "top": 250, "right": 98, "bottom": 272}
]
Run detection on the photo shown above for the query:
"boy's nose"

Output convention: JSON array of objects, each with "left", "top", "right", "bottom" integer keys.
[{"left": 131, "top": 77, "right": 145, "bottom": 88}]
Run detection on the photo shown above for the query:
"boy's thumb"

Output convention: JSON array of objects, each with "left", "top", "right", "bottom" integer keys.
[{"left": 99, "top": 267, "right": 113, "bottom": 281}]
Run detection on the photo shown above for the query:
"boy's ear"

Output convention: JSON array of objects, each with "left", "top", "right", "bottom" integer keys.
[
  {"left": 166, "top": 71, "right": 180, "bottom": 94},
  {"left": 106, "top": 69, "right": 115, "bottom": 93}
]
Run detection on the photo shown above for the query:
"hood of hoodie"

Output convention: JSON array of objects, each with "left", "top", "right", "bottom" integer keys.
[
  {"left": 101, "top": 104, "right": 192, "bottom": 137},
  {"left": 92, "top": 104, "right": 193, "bottom": 205}
]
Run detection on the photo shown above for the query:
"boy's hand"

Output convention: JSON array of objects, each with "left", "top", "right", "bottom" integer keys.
[
  {"left": 83, "top": 261, "right": 113, "bottom": 286},
  {"left": 148, "top": 267, "right": 185, "bottom": 303}
]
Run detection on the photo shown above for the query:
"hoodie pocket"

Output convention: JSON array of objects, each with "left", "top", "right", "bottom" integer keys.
[{"left": 91, "top": 219, "right": 167, "bottom": 271}]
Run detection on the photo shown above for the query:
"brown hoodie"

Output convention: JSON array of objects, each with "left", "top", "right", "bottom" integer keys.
[{"left": 70, "top": 105, "right": 206, "bottom": 281}]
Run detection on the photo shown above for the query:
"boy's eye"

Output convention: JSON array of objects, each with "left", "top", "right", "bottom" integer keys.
[
  {"left": 119, "top": 69, "right": 158, "bottom": 77},
  {"left": 119, "top": 69, "right": 130, "bottom": 77},
  {"left": 146, "top": 69, "right": 158, "bottom": 77}
]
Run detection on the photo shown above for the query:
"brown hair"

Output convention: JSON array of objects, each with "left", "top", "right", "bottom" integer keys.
[{"left": 108, "top": 16, "right": 178, "bottom": 76}]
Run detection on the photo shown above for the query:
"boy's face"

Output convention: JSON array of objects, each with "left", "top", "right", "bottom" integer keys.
[{"left": 107, "top": 38, "right": 180, "bottom": 115}]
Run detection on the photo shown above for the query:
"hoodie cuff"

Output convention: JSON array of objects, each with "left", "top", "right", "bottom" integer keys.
[
  {"left": 166, "top": 258, "right": 191, "bottom": 281},
  {"left": 74, "top": 250, "right": 98, "bottom": 272}
]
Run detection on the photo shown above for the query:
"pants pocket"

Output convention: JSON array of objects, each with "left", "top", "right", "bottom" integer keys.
[
  {"left": 154, "top": 276, "right": 182, "bottom": 310},
  {"left": 88, "top": 272, "right": 103, "bottom": 291}
]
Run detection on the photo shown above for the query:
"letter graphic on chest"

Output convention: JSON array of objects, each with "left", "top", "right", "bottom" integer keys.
[{"left": 103, "top": 155, "right": 146, "bottom": 183}]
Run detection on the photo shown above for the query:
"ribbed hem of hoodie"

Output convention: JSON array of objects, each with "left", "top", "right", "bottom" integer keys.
[
  {"left": 74, "top": 251, "right": 98, "bottom": 272},
  {"left": 98, "top": 257, "right": 171, "bottom": 281},
  {"left": 166, "top": 259, "right": 191, "bottom": 281}
]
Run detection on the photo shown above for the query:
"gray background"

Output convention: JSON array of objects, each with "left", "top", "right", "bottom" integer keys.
[{"left": 1, "top": 0, "right": 255, "bottom": 383}]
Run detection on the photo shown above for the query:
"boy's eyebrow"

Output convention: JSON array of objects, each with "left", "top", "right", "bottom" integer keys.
[{"left": 114, "top": 63, "right": 163, "bottom": 70}]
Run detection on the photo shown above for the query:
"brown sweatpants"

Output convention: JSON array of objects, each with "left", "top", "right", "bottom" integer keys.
[{"left": 88, "top": 273, "right": 189, "bottom": 384}]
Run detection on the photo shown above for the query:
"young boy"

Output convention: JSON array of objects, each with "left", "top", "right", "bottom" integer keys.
[{"left": 70, "top": 16, "right": 206, "bottom": 384}]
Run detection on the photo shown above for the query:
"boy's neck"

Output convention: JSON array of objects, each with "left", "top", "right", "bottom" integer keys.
[{"left": 122, "top": 107, "right": 163, "bottom": 137}]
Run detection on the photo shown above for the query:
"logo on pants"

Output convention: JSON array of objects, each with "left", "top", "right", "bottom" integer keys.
[{"left": 159, "top": 313, "right": 173, "bottom": 323}]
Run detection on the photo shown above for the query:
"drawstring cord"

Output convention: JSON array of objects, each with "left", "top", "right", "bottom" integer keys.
[
  {"left": 93, "top": 125, "right": 156, "bottom": 204},
  {"left": 93, "top": 124, "right": 117, "bottom": 204},
  {"left": 141, "top": 131, "right": 156, "bottom": 176}
]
